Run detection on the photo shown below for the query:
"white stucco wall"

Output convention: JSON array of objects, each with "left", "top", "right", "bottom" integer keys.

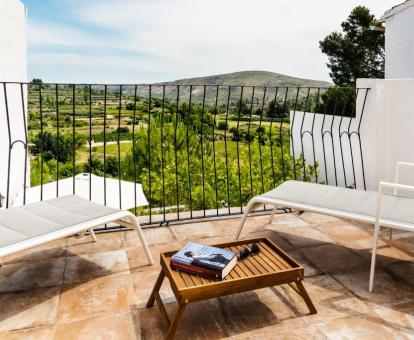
[
  {"left": 0, "top": 0, "right": 27, "bottom": 207},
  {"left": 383, "top": 5, "right": 414, "bottom": 78},
  {"left": 356, "top": 78, "right": 414, "bottom": 191},
  {"left": 290, "top": 91, "right": 367, "bottom": 191},
  {"left": 291, "top": 78, "right": 414, "bottom": 193}
]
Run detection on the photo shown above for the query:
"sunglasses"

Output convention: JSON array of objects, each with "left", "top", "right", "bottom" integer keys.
[{"left": 238, "top": 243, "right": 260, "bottom": 261}]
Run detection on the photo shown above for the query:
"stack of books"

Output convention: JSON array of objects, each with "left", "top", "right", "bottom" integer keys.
[{"left": 170, "top": 242, "right": 237, "bottom": 280}]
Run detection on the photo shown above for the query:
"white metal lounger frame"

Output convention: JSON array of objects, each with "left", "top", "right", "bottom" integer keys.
[
  {"left": 234, "top": 161, "right": 414, "bottom": 292},
  {"left": 0, "top": 210, "right": 154, "bottom": 265}
]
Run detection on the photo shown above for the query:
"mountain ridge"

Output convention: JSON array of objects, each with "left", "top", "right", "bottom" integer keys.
[{"left": 156, "top": 70, "right": 331, "bottom": 88}]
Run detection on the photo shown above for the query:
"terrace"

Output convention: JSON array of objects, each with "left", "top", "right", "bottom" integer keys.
[
  {"left": 1, "top": 213, "right": 413, "bottom": 338},
  {"left": 0, "top": 82, "right": 413, "bottom": 338}
]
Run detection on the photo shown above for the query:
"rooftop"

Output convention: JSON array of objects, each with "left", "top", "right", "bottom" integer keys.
[
  {"left": 380, "top": 0, "right": 414, "bottom": 21},
  {"left": 0, "top": 211, "right": 413, "bottom": 339}
]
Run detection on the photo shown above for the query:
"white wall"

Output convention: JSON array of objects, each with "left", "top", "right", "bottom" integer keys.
[
  {"left": 290, "top": 91, "right": 367, "bottom": 190},
  {"left": 0, "top": 0, "right": 27, "bottom": 207},
  {"left": 357, "top": 78, "right": 414, "bottom": 191},
  {"left": 384, "top": 5, "right": 414, "bottom": 78},
  {"left": 291, "top": 78, "right": 414, "bottom": 193}
]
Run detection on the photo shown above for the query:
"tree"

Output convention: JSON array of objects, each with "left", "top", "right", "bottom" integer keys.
[
  {"left": 30, "top": 132, "right": 86, "bottom": 162},
  {"left": 31, "top": 78, "right": 43, "bottom": 84},
  {"left": 319, "top": 6, "right": 384, "bottom": 86}
]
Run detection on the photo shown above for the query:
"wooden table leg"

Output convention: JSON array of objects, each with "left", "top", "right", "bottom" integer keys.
[
  {"left": 165, "top": 302, "right": 187, "bottom": 340},
  {"left": 295, "top": 281, "right": 317, "bottom": 314},
  {"left": 146, "top": 270, "right": 165, "bottom": 308}
]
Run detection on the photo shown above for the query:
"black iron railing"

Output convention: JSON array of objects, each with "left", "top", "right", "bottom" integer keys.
[{"left": 0, "top": 82, "right": 369, "bottom": 227}]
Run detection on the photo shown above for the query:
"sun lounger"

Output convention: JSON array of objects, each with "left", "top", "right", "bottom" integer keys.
[
  {"left": 0, "top": 195, "right": 153, "bottom": 265},
  {"left": 235, "top": 162, "right": 414, "bottom": 292}
]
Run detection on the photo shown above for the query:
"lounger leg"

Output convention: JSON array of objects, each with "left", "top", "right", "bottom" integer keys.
[
  {"left": 369, "top": 222, "right": 381, "bottom": 292},
  {"left": 89, "top": 229, "right": 97, "bottom": 242},
  {"left": 234, "top": 199, "right": 262, "bottom": 241},
  {"left": 129, "top": 217, "right": 154, "bottom": 265},
  {"left": 268, "top": 205, "right": 278, "bottom": 224}
]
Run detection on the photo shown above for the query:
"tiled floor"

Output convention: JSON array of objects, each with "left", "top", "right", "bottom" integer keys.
[{"left": 1, "top": 212, "right": 414, "bottom": 339}]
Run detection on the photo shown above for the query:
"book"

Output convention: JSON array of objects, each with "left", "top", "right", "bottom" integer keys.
[{"left": 171, "top": 242, "right": 237, "bottom": 280}]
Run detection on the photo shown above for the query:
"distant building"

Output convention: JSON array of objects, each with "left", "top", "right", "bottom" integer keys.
[
  {"left": 381, "top": 0, "right": 414, "bottom": 78},
  {"left": 0, "top": 0, "right": 27, "bottom": 206}
]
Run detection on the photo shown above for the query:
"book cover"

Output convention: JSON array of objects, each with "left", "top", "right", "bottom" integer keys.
[
  {"left": 171, "top": 242, "right": 237, "bottom": 277},
  {"left": 170, "top": 261, "right": 222, "bottom": 280}
]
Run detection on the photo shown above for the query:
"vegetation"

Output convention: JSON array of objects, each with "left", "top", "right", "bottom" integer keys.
[
  {"left": 319, "top": 6, "right": 384, "bottom": 86},
  {"left": 27, "top": 83, "right": 320, "bottom": 215}
]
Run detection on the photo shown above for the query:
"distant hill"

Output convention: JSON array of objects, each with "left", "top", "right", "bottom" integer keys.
[
  {"left": 158, "top": 70, "right": 331, "bottom": 88},
  {"left": 151, "top": 71, "right": 331, "bottom": 104}
]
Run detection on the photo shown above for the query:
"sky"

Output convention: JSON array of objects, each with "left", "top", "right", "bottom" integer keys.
[{"left": 23, "top": 0, "right": 399, "bottom": 84}]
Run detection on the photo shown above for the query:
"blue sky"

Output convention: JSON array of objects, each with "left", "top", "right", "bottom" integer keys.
[{"left": 23, "top": 0, "right": 398, "bottom": 83}]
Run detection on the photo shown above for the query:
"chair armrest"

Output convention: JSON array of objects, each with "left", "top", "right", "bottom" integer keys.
[
  {"left": 379, "top": 181, "right": 414, "bottom": 193},
  {"left": 394, "top": 162, "right": 414, "bottom": 195},
  {"left": 376, "top": 181, "right": 414, "bottom": 222}
]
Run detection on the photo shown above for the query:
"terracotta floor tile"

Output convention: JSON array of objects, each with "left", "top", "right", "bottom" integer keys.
[
  {"left": 124, "top": 227, "right": 176, "bottom": 247},
  {"left": 341, "top": 235, "right": 386, "bottom": 251},
  {"left": 193, "top": 235, "right": 233, "bottom": 246},
  {"left": 314, "top": 315, "right": 412, "bottom": 339},
  {"left": 0, "top": 287, "right": 59, "bottom": 332},
  {"left": 0, "top": 326, "right": 54, "bottom": 340},
  {"left": 286, "top": 249, "right": 322, "bottom": 277},
  {"left": 213, "top": 217, "right": 245, "bottom": 235},
  {"left": 230, "top": 324, "right": 323, "bottom": 339},
  {"left": 0, "top": 258, "right": 65, "bottom": 293},
  {"left": 64, "top": 250, "right": 130, "bottom": 284},
  {"left": 141, "top": 289, "right": 307, "bottom": 340},
  {"left": 54, "top": 312, "right": 141, "bottom": 340},
  {"left": 3, "top": 214, "right": 414, "bottom": 338},
  {"left": 300, "top": 243, "right": 368, "bottom": 275},
  {"left": 238, "top": 215, "right": 272, "bottom": 235},
  {"left": 57, "top": 274, "right": 136, "bottom": 324},
  {"left": 274, "top": 275, "right": 375, "bottom": 325},
  {"left": 66, "top": 231, "right": 125, "bottom": 255},
  {"left": 356, "top": 243, "right": 414, "bottom": 267},
  {"left": 297, "top": 211, "right": 342, "bottom": 224},
  {"left": 386, "top": 261, "right": 414, "bottom": 286},
  {"left": 277, "top": 225, "right": 335, "bottom": 249},
  {"left": 171, "top": 222, "right": 222, "bottom": 241},
  {"left": 240, "top": 229, "right": 293, "bottom": 250},
  {"left": 313, "top": 220, "right": 372, "bottom": 244},
  {"left": 369, "top": 301, "right": 414, "bottom": 333},
  {"left": 0, "top": 239, "right": 67, "bottom": 266},
  {"left": 131, "top": 269, "right": 175, "bottom": 308},
  {"left": 268, "top": 212, "right": 310, "bottom": 228},
  {"left": 334, "top": 269, "right": 414, "bottom": 305},
  {"left": 126, "top": 241, "right": 182, "bottom": 272},
  {"left": 394, "top": 236, "right": 414, "bottom": 255}
]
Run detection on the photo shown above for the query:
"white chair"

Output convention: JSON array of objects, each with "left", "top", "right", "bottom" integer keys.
[{"left": 235, "top": 161, "right": 414, "bottom": 292}]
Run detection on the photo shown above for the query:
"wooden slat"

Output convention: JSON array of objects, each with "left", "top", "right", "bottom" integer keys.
[
  {"left": 256, "top": 251, "right": 280, "bottom": 272},
  {"left": 249, "top": 253, "right": 273, "bottom": 273},
  {"left": 179, "top": 272, "right": 195, "bottom": 287},
  {"left": 229, "top": 246, "right": 261, "bottom": 275},
  {"left": 170, "top": 270, "right": 187, "bottom": 289},
  {"left": 259, "top": 241, "right": 290, "bottom": 270},
  {"left": 262, "top": 241, "right": 292, "bottom": 269},
  {"left": 258, "top": 246, "right": 286, "bottom": 271},
  {"left": 232, "top": 265, "right": 247, "bottom": 278}
]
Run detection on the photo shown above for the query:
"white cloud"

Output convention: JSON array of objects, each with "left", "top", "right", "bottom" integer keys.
[{"left": 28, "top": 0, "right": 398, "bottom": 83}]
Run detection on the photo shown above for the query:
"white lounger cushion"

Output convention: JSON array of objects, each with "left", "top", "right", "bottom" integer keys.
[
  {"left": 261, "top": 180, "right": 414, "bottom": 227},
  {"left": 0, "top": 195, "right": 153, "bottom": 264},
  {"left": 0, "top": 195, "right": 120, "bottom": 248}
]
